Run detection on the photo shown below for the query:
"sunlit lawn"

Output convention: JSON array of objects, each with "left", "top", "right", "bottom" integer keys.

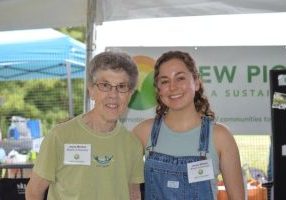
[{"left": 234, "top": 135, "right": 271, "bottom": 178}]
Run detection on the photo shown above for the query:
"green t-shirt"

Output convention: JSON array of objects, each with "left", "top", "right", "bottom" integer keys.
[{"left": 33, "top": 114, "right": 144, "bottom": 200}]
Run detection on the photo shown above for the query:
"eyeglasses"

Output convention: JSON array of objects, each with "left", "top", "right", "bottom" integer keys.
[{"left": 94, "top": 82, "right": 131, "bottom": 93}]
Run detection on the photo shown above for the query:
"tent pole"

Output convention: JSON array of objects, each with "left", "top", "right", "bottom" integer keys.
[
  {"left": 84, "top": 0, "right": 97, "bottom": 113},
  {"left": 66, "top": 62, "right": 74, "bottom": 118}
]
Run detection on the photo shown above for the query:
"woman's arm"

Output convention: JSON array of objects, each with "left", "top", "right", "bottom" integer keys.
[
  {"left": 214, "top": 123, "right": 245, "bottom": 200},
  {"left": 25, "top": 172, "right": 50, "bottom": 200},
  {"left": 129, "top": 183, "right": 141, "bottom": 200}
]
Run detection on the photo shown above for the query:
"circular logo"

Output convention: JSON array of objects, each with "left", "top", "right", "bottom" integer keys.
[
  {"left": 74, "top": 154, "right": 80, "bottom": 160},
  {"left": 198, "top": 169, "right": 204, "bottom": 175}
]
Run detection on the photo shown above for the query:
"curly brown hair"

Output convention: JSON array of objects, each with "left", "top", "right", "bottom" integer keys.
[{"left": 154, "top": 50, "right": 215, "bottom": 119}]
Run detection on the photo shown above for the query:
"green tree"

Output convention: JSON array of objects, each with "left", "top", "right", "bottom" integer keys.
[
  {"left": 0, "top": 78, "right": 84, "bottom": 137},
  {"left": 56, "top": 27, "right": 86, "bottom": 43}
]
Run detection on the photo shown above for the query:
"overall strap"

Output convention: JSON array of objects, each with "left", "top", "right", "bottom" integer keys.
[
  {"left": 198, "top": 116, "right": 211, "bottom": 158},
  {"left": 145, "top": 115, "right": 163, "bottom": 157},
  {"left": 150, "top": 115, "right": 163, "bottom": 148}
]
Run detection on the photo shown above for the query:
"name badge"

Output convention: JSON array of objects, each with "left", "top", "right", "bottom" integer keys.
[
  {"left": 187, "top": 159, "right": 214, "bottom": 183},
  {"left": 64, "top": 144, "right": 91, "bottom": 165}
]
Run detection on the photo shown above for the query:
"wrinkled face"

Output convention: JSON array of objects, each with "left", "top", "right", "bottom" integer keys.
[
  {"left": 157, "top": 58, "right": 200, "bottom": 111},
  {"left": 88, "top": 69, "right": 132, "bottom": 123}
]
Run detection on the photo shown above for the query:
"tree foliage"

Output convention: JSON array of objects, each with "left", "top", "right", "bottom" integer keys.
[
  {"left": 56, "top": 27, "right": 86, "bottom": 43},
  {"left": 0, "top": 79, "right": 84, "bottom": 138}
]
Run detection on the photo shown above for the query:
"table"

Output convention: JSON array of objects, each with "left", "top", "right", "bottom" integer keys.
[{"left": 0, "top": 162, "right": 34, "bottom": 178}]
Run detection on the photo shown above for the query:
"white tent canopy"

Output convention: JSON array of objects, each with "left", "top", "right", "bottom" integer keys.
[
  {"left": 0, "top": 0, "right": 86, "bottom": 31},
  {"left": 0, "top": 0, "right": 286, "bottom": 31},
  {"left": 96, "top": 13, "right": 286, "bottom": 51},
  {"left": 95, "top": 0, "right": 286, "bottom": 23}
]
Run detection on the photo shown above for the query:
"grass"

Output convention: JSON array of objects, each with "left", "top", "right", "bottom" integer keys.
[{"left": 234, "top": 135, "right": 271, "bottom": 178}]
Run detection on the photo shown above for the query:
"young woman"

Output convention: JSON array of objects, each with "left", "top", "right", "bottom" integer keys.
[{"left": 133, "top": 50, "right": 244, "bottom": 200}]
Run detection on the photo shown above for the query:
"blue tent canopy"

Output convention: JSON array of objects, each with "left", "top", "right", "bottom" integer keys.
[
  {"left": 0, "top": 29, "right": 86, "bottom": 117},
  {"left": 0, "top": 29, "right": 86, "bottom": 81}
]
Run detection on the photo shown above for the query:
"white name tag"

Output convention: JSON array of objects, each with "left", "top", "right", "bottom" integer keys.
[
  {"left": 167, "top": 180, "right": 179, "bottom": 188},
  {"left": 64, "top": 144, "right": 91, "bottom": 165},
  {"left": 187, "top": 159, "right": 214, "bottom": 183}
]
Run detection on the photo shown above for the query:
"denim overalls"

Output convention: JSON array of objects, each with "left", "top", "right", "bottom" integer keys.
[{"left": 144, "top": 116, "right": 214, "bottom": 200}]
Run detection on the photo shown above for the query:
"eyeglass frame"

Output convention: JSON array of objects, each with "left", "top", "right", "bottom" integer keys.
[{"left": 93, "top": 81, "right": 131, "bottom": 93}]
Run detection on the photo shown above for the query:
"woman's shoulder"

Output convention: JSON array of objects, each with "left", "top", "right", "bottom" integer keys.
[
  {"left": 132, "top": 118, "right": 155, "bottom": 147},
  {"left": 134, "top": 118, "right": 154, "bottom": 129},
  {"left": 213, "top": 122, "right": 231, "bottom": 134},
  {"left": 212, "top": 122, "right": 234, "bottom": 142},
  {"left": 212, "top": 122, "right": 238, "bottom": 153}
]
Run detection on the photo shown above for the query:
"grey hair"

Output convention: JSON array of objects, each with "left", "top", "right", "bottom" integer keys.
[{"left": 88, "top": 51, "right": 139, "bottom": 90}]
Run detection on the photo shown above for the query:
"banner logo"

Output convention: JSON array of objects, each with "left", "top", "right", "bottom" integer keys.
[{"left": 129, "top": 55, "right": 156, "bottom": 110}]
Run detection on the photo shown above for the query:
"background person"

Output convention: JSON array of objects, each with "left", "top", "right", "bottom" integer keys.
[
  {"left": 133, "top": 50, "right": 244, "bottom": 199},
  {"left": 26, "top": 51, "right": 144, "bottom": 200}
]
